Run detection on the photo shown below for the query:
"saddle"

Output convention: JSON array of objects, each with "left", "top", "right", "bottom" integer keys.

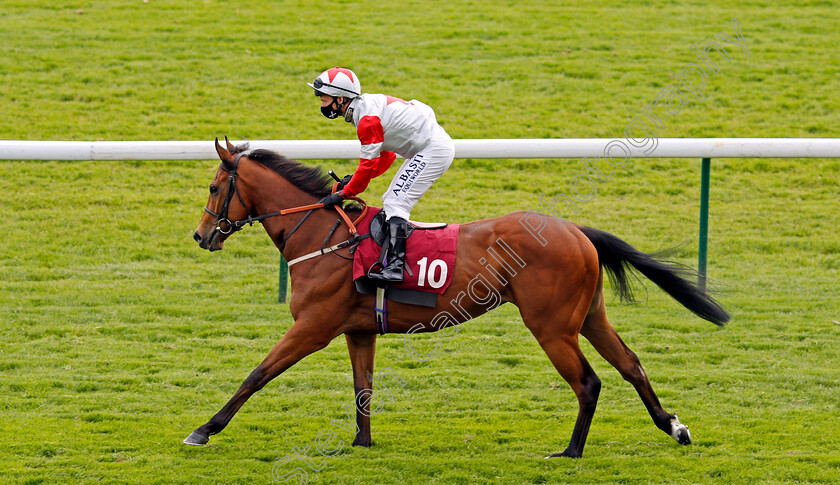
[
  {"left": 352, "top": 209, "right": 457, "bottom": 309},
  {"left": 366, "top": 209, "right": 446, "bottom": 257}
]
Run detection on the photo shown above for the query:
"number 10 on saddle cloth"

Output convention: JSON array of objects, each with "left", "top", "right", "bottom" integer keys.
[{"left": 352, "top": 208, "right": 458, "bottom": 294}]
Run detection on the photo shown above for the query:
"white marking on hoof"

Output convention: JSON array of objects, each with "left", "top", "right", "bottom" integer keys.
[{"left": 670, "top": 415, "right": 691, "bottom": 444}]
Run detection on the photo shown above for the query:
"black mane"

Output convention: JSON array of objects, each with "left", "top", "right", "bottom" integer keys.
[{"left": 230, "top": 142, "right": 333, "bottom": 198}]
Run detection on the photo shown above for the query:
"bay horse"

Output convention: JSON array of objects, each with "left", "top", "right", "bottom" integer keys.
[{"left": 186, "top": 138, "right": 729, "bottom": 457}]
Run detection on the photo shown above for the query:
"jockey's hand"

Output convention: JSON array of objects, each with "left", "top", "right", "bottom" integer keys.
[
  {"left": 339, "top": 173, "right": 353, "bottom": 189},
  {"left": 319, "top": 191, "right": 345, "bottom": 208}
]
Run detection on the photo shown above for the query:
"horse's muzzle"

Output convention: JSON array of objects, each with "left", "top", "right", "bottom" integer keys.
[{"left": 193, "top": 229, "right": 224, "bottom": 251}]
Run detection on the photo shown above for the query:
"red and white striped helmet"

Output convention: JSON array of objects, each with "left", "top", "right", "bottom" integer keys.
[{"left": 308, "top": 67, "right": 361, "bottom": 98}]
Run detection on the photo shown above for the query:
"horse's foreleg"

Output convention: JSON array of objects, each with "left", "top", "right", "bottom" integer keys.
[
  {"left": 345, "top": 332, "right": 377, "bottom": 447},
  {"left": 581, "top": 300, "right": 692, "bottom": 445},
  {"left": 183, "top": 324, "right": 332, "bottom": 446}
]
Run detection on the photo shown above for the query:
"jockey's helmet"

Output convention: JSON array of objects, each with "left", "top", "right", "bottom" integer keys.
[{"left": 308, "top": 67, "right": 361, "bottom": 99}]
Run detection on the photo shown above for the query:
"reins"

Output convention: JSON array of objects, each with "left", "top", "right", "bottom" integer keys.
[
  {"left": 278, "top": 181, "right": 370, "bottom": 258},
  {"left": 278, "top": 181, "right": 369, "bottom": 235},
  {"left": 204, "top": 153, "right": 369, "bottom": 260}
]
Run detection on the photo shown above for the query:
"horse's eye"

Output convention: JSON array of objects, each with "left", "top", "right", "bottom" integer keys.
[{"left": 209, "top": 185, "right": 219, "bottom": 195}]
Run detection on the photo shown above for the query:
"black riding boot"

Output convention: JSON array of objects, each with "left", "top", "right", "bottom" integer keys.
[{"left": 369, "top": 217, "right": 408, "bottom": 283}]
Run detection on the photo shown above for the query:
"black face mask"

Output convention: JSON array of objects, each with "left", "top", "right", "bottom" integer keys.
[
  {"left": 321, "top": 100, "right": 341, "bottom": 119},
  {"left": 321, "top": 97, "right": 347, "bottom": 119}
]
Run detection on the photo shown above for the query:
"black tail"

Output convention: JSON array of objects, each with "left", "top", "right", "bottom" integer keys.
[{"left": 579, "top": 226, "right": 730, "bottom": 326}]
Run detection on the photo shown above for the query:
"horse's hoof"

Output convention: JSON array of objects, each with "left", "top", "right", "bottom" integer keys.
[
  {"left": 674, "top": 425, "right": 692, "bottom": 445},
  {"left": 670, "top": 415, "right": 692, "bottom": 445},
  {"left": 352, "top": 437, "right": 372, "bottom": 447},
  {"left": 546, "top": 449, "right": 581, "bottom": 458},
  {"left": 183, "top": 431, "right": 210, "bottom": 446}
]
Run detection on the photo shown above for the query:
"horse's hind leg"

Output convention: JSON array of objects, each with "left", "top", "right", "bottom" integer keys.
[
  {"left": 581, "top": 286, "right": 692, "bottom": 445},
  {"left": 539, "top": 336, "right": 602, "bottom": 458},
  {"left": 520, "top": 301, "right": 601, "bottom": 457}
]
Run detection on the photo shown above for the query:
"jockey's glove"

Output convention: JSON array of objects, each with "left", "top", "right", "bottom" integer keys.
[
  {"left": 339, "top": 173, "right": 353, "bottom": 189},
  {"left": 319, "top": 191, "right": 345, "bottom": 208}
]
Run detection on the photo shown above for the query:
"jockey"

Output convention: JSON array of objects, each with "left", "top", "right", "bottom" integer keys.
[{"left": 309, "top": 67, "right": 455, "bottom": 283}]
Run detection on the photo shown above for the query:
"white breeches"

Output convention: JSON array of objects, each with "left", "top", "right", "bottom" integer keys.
[{"left": 381, "top": 127, "right": 454, "bottom": 222}]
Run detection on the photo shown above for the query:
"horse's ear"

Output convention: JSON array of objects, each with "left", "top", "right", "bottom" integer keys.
[
  {"left": 224, "top": 136, "right": 236, "bottom": 152},
  {"left": 215, "top": 137, "right": 234, "bottom": 163}
]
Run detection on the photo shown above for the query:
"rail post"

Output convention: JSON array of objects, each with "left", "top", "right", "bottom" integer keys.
[
  {"left": 698, "top": 157, "right": 711, "bottom": 291},
  {"left": 278, "top": 256, "right": 289, "bottom": 303}
]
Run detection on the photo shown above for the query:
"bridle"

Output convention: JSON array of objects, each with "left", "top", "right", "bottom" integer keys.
[
  {"left": 204, "top": 153, "right": 260, "bottom": 235},
  {"left": 203, "top": 152, "right": 369, "bottom": 254}
]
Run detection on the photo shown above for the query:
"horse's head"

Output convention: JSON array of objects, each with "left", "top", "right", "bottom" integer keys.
[{"left": 193, "top": 137, "right": 254, "bottom": 251}]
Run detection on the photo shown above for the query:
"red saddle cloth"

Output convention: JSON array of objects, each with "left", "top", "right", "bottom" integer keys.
[{"left": 352, "top": 208, "right": 459, "bottom": 294}]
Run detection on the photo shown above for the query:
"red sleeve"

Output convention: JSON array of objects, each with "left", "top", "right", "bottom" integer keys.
[
  {"left": 357, "top": 115, "right": 385, "bottom": 146},
  {"left": 371, "top": 151, "right": 397, "bottom": 177},
  {"left": 343, "top": 151, "right": 397, "bottom": 197},
  {"left": 342, "top": 116, "right": 397, "bottom": 197}
]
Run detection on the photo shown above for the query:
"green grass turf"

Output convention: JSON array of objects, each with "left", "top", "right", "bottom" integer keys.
[{"left": 2, "top": 1, "right": 839, "bottom": 484}]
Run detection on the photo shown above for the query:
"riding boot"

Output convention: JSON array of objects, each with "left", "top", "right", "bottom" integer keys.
[{"left": 369, "top": 218, "right": 408, "bottom": 283}]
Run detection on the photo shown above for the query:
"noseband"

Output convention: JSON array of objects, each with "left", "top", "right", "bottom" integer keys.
[{"left": 204, "top": 153, "right": 257, "bottom": 235}]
